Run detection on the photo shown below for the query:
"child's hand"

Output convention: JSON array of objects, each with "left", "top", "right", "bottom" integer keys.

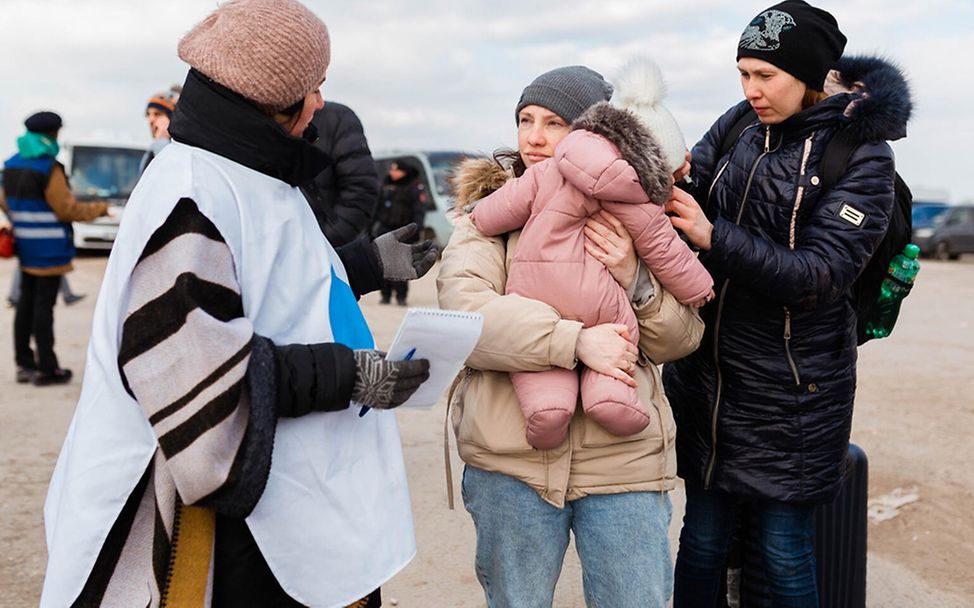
[{"left": 673, "top": 150, "right": 692, "bottom": 182}]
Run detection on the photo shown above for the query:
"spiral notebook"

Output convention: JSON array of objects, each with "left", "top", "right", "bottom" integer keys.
[{"left": 385, "top": 308, "right": 484, "bottom": 409}]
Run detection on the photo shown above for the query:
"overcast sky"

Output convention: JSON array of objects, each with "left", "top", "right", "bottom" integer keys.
[{"left": 1, "top": 0, "right": 970, "bottom": 201}]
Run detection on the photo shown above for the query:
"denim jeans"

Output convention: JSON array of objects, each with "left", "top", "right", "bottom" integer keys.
[
  {"left": 461, "top": 465, "right": 673, "bottom": 608},
  {"left": 674, "top": 485, "right": 818, "bottom": 608}
]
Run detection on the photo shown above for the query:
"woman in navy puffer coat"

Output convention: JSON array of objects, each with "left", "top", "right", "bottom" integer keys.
[{"left": 663, "top": 1, "right": 912, "bottom": 606}]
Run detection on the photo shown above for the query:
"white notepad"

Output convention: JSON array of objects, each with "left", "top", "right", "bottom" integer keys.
[{"left": 385, "top": 308, "right": 484, "bottom": 409}]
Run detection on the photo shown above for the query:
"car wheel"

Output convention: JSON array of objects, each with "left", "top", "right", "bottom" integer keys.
[{"left": 934, "top": 241, "right": 952, "bottom": 261}]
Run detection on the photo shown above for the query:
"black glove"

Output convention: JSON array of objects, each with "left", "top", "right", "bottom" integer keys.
[
  {"left": 351, "top": 349, "right": 430, "bottom": 409},
  {"left": 372, "top": 223, "right": 438, "bottom": 281}
]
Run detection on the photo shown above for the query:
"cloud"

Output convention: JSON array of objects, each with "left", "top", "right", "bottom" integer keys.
[{"left": 1, "top": 0, "right": 971, "bottom": 200}]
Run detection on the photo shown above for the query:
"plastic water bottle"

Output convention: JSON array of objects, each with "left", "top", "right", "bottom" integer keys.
[{"left": 864, "top": 244, "right": 921, "bottom": 340}]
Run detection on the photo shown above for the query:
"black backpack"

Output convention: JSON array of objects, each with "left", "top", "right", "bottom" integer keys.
[{"left": 717, "top": 110, "right": 913, "bottom": 345}]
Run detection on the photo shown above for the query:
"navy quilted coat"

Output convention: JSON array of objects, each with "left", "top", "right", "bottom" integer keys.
[{"left": 663, "top": 56, "right": 912, "bottom": 503}]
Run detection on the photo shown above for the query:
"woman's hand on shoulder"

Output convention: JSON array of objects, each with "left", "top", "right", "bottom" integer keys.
[
  {"left": 575, "top": 323, "right": 638, "bottom": 388},
  {"left": 665, "top": 187, "right": 713, "bottom": 251},
  {"left": 584, "top": 210, "right": 638, "bottom": 289}
]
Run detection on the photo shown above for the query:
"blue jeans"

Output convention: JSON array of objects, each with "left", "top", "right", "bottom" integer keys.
[
  {"left": 674, "top": 485, "right": 818, "bottom": 608},
  {"left": 461, "top": 465, "right": 673, "bottom": 608}
]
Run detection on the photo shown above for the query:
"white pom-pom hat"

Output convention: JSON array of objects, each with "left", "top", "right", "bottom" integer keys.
[{"left": 613, "top": 56, "right": 686, "bottom": 173}]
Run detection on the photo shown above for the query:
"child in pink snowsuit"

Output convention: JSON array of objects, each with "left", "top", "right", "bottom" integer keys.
[{"left": 471, "top": 61, "right": 713, "bottom": 449}]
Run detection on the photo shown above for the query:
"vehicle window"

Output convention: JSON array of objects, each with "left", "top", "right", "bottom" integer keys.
[
  {"left": 911, "top": 204, "right": 949, "bottom": 224},
  {"left": 70, "top": 146, "right": 144, "bottom": 201},
  {"left": 425, "top": 152, "right": 470, "bottom": 197}
]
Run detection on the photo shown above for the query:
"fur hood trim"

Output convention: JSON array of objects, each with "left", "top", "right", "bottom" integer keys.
[
  {"left": 832, "top": 55, "right": 912, "bottom": 143},
  {"left": 571, "top": 101, "right": 673, "bottom": 204},
  {"left": 450, "top": 157, "right": 512, "bottom": 214}
]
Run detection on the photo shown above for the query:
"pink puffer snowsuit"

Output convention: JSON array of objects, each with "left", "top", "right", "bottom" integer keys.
[{"left": 471, "top": 102, "right": 713, "bottom": 449}]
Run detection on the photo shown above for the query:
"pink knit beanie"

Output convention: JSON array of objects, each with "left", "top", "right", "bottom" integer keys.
[{"left": 178, "top": 0, "right": 330, "bottom": 114}]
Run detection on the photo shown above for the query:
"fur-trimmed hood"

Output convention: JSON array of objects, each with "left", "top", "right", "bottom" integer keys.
[
  {"left": 827, "top": 54, "right": 912, "bottom": 143},
  {"left": 570, "top": 101, "right": 673, "bottom": 205},
  {"left": 450, "top": 157, "right": 512, "bottom": 214}
]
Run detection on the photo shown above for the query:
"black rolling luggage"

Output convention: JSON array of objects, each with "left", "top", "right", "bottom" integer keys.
[{"left": 725, "top": 443, "right": 869, "bottom": 608}]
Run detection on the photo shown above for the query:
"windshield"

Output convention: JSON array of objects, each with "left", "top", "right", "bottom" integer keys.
[
  {"left": 70, "top": 146, "right": 144, "bottom": 201},
  {"left": 912, "top": 204, "right": 949, "bottom": 225},
  {"left": 426, "top": 152, "right": 478, "bottom": 197}
]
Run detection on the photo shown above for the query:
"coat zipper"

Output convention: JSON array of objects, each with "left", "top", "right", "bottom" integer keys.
[
  {"left": 781, "top": 135, "right": 814, "bottom": 389},
  {"left": 783, "top": 310, "right": 801, "bottom": 386},
  {"left": 705, "top": 123, "right": 760, "bottom": 212},
  {"left": 159, "top": 495, "right": 184, "bottom": 608},
  {"left": 703, "top": 125, "right": 773, "bottom": 489}
]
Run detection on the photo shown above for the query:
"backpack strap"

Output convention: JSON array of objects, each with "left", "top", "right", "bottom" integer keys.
[
  {"left": 718, "top": 108, "right": 759, "bottom": 161},
  {"left": 819, "top": 126, "right": 859, "bottom": 192}
]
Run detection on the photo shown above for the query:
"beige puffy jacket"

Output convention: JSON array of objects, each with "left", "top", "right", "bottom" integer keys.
[{"left": 437, "top": 159, "right": 704, "bottom": 508}]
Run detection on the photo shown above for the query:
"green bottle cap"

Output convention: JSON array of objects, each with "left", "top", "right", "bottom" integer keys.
[{"left": 904, "top": 243, "right": 920, "bottom": 259}]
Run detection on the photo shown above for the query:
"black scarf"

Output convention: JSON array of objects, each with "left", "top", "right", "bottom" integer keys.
[{"left": 169, "top": 69, "right": 329, "bottom": 187}]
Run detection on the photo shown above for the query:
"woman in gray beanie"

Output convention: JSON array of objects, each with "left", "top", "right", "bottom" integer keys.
[
  {"left": 663, "top": 1, "right": 912, "bottom": 605},
  {"left": 40, "top": 1, "right": 436, "bottom": 607},
  {"left": 437, "top": 65, "right": 704, "bottom": 607}
]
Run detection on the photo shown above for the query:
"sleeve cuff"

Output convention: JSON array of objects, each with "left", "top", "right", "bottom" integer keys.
[
  {"left": 549, "top": 319, "right": 583, "bottom": 369},
  {"left": 336, "top": 235, "right": 384, "bottom": 298},
  {"left": 197, "top": 335, "right": 278, "bottom": 517},
  {"left": 627, "top": 261, "right": 656, "bottom": 307},
  {"left": 632, "top": 270, "right": 664, "bottom": 319},
  {"left": 274, "top": 342, "right": 357, "bottom": 417}
]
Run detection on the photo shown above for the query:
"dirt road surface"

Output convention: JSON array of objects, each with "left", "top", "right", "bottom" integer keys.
[{"left": 2, "top": 254, "right": 972, "bottom": 607}]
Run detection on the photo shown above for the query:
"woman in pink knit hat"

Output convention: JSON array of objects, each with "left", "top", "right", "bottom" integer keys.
[{"left": 40, "top": 2, "right": 436, "bottom": 607}]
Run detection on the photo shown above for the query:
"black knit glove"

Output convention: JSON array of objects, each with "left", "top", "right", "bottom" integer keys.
[
  {"left": 352, "top": 349, "right": 430, "bottom": 409},
  {"left": 372, "top": 224, "right": 438, "bottom": 281}
]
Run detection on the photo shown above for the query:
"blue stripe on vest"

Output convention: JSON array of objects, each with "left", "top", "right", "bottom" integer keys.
[
  {"left": 328, "top": 266, "right": 374, "bottom": 350},
  {"left": 4, "top": 154, "right": 55, "bottom": 173}
]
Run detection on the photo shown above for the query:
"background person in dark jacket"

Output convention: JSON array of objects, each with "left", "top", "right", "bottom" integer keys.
[
  {"left": 661, "top": 1, "right": 912, "bottom": 606},
  {"left": 302, "top": 101, "right": 379, "bottom": 246},
  {"left": 374, "top": 161, "right": 426, "bottom": 305},
  {"left": 1, "top": 111, "right": 110, "bottom": 386}
]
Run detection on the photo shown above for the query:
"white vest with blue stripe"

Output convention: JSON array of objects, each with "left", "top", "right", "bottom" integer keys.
[
  {"left": 2, "top": 154, "right": 74, "bottom": 268},
  {"left": 41, "top": 142, "right": 416, "bottom": 608}
]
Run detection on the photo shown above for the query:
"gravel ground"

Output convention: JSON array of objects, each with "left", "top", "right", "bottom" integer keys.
[{"left": 1, "top": 253, "right": 972, "bottom": 606}]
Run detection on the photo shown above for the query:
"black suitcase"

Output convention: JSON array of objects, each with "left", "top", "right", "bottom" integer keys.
[{"left": 725, "top": 443, "right": 869, "bottom": 608}]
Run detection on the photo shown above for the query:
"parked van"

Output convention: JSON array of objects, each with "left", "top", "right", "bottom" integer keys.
[
  {"left": 372, "top": 150, "right": 482, "bottom": 247},
  {"left": 62, "top": 142, "right": 144, "bottom": 250}
]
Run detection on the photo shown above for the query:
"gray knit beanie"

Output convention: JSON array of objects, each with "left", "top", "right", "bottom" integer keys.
[
  {"left": 178, "top": 0, "right": 330, "bottom": 114},
  {"left": 515, "top": 66, "right": 614, "bottom": 124}
]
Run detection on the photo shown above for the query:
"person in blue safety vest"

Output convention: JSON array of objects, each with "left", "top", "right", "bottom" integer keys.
[{"left": 1, "top": 111, "right": 111, "bottom": 385}]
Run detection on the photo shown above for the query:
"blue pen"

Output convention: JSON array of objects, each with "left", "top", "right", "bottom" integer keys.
[{"left": 359, "top": 347, "right": 416, "bottom": 417}]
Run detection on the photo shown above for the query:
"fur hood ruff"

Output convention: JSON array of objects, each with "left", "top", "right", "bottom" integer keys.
[{"left": 828, "top": 55, "right": 912, "bottom": 143}]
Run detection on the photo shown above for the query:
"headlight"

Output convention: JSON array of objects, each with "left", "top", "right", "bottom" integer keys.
[{"left": 914, "top": 228, "right": 935, "bottom": 239}]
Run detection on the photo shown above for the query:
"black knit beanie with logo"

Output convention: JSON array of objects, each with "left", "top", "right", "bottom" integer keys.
[{"left": 736, "top": 0, "right": 846, "bottom": 91}]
